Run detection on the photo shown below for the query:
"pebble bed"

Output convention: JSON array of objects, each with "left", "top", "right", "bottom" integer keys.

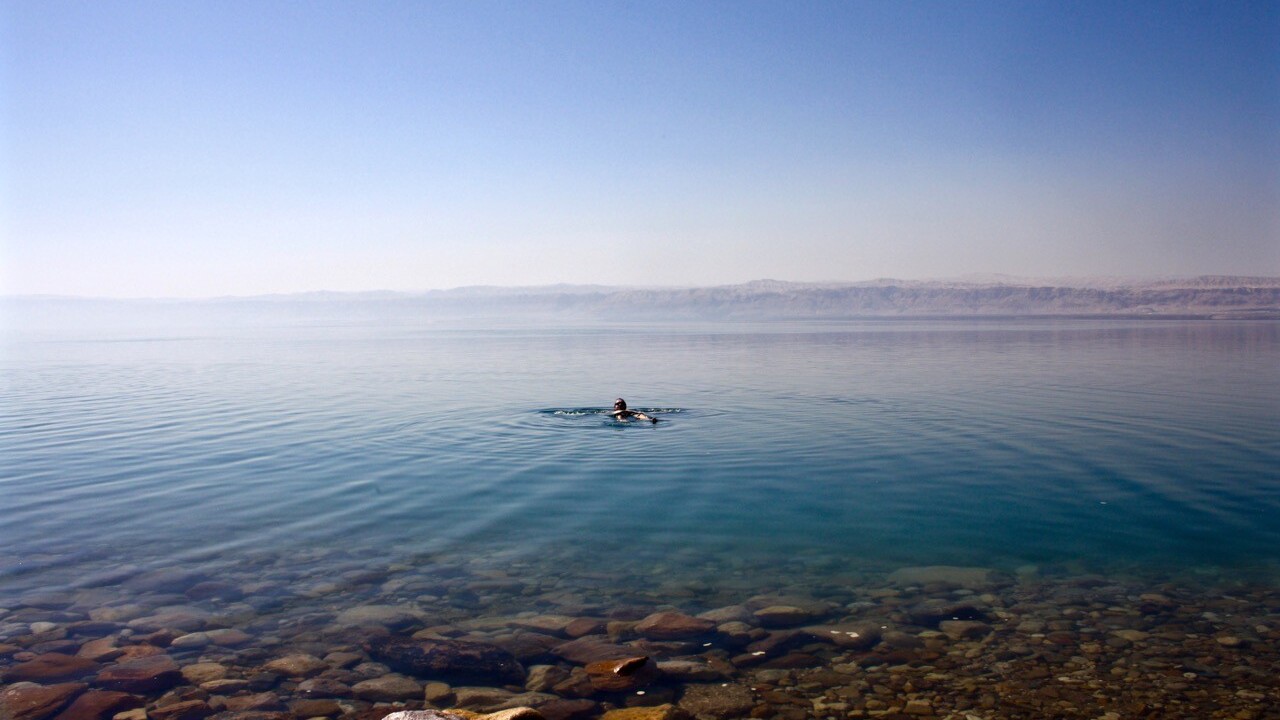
[{"left": 2, "top": 545, "right": 1278, "bottom": 720}]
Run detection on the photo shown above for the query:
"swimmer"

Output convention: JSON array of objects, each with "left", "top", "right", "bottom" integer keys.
[{"left": 608, "top": 398, "right": 659, "bottom": 423}]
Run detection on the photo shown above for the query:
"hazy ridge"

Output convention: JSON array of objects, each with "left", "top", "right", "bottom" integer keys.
[{"left": 7, "top": 276, "right": 1280, "bottom": 329}]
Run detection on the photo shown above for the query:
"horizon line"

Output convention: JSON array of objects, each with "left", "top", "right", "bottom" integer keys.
[{"left": 5, "top": 273, "right": 1280, "bottom": 302}]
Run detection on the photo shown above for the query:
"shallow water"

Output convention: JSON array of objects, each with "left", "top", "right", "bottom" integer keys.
[{"left": 3, "top": 318, "right": 1278, "bottom": 592}]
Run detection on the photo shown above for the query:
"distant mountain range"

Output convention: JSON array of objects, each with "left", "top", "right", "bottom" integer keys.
[{"left": 8, "top": 276, "right": 1280, "bottom": 325}]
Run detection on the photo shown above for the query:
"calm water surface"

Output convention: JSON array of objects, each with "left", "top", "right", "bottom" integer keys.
[{"left": 2, "top": 319, "right": 1278, "bottom": 596}]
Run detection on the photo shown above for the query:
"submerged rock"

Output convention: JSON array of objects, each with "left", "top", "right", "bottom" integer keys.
[
  {"left": 94, "top": 655, "right": 182, "bottom": 693},
  {"left": 0, "top": 682, "right": 86, "bottom": 720},
  {"left": 798, "top": 623, "right": 882, "bottom": 650},
  {"left": 633, "top": 613, "right": 716, "bottom": 640},
  {"left": 148, "top": 699, "right": 212, "bottom": 720},
  {"left": 3, "top": 653, "right": 100, "bottom": 682},
  {"left": 75, "top": 638, "right": 124, "bottom": 663},
  {"left": 333, "top": 605, "right": 425, "bottom": 631},
  {"left": 584, "top": 656, "right": 657, "bottom": 692},
  {"left": 352, "top": 674, "right": 423, "bottom": 702},
  {"left": 752, "top": 606, "right": 821, "bottom": 628},
  {"left": 549, "top": 637, "right": 636, "bottom": 665},
  {"left": 50, "top": 689, "right": 141, "bottom": 720},
  {"left": 366, "top": 637, "right": 525, "bottom": 685},
  {"left": 180, "top": 663, "right": 228, "bottom": 685},
  {"left": 260, "top": 654, "right": 327, "bottom": 678}
]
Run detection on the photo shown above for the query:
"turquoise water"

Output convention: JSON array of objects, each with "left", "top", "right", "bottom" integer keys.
[{"left": 2, "top": 319, "right": 1279, "bottom": 595}]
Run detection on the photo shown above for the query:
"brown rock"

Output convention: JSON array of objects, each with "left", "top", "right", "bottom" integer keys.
[
  {"left": 585, "top": 657, "right": 657, "bottom": 692},
  {"left": 181, "top": 664, "right": 228, "bottom": 685},
  {"left": 198, "top": 680, "right": 249, "bottom": 694},
  {"left": 75, "top": 640, "right": 123, "bottom": 664},
  {"left": 261, "top": 655, "right": 327, "bottom": 679},
  {"left": 95, "top": 655, "right": 182, "bottom": 693},
  {"left": 633, "top": 613, "right": 716, "bottom": 641},
  {"left": 509, "top": 616, "right": 576, "bottom": 637},
  {"left": 562, "top": 619, "right": 604, "bottom": 639},
  {"left": 449, "top": 687, "right": 521, "bottom": 711},
  {"left": 489, "top": 633, "right": 561, "bottom": 663},
  {"left": 51, "top": 690, "right": 140, "bottom": 720},
  {"left": 0, "top": 683, "right": 86, "bottom": 720},
  {"left": 751, "top": 606, "right": 816, "bottom": 628},
  {"left": 4, "top": 654, "right": 100, "bottom": 682},
  {"left": 220, "top": 695, "right": 284, "bottom": 713},
  {"left": 697, "top": 606, "right": 754, "bottom": 624},
  {"left": 149, "top": 700, "right": 212, "bottom": 720},
  {"left": 903, "top": 699, "right": 933, "bottom": 715},
  {"left": 114, "top": 646, "right": 166, "bottom": 662},
  {"left": 549, "top": 638, "right": 636, "bottom": 665},
  {"left": 366, "top": 637, "right": 525, "bottom": 685}
]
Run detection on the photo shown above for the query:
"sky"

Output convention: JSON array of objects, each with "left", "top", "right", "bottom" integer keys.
[{"left": 2, "top": 0, "right": 1277, "bottom": 297}]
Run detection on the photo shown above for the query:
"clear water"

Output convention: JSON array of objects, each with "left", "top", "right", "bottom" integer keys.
[{"left": 2, "top": 318, "right": 1279, "bottom": 598}]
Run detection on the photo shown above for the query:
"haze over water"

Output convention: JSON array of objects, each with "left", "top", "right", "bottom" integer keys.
[{"left": 4, "top": 316, "right": 1277, "bottom": 595}]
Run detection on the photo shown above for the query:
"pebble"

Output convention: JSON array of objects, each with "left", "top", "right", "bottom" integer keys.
[
  {"left": 1, "top": 547, "right": 1277, "bottom": 720},
  {"left": 677, "top": 683, "right": 755, "bottom": 719}
]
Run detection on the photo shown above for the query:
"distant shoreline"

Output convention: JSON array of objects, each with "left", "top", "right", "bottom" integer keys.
[{"left": 6, "top": 276, "right": 1280, "bottom": 323}]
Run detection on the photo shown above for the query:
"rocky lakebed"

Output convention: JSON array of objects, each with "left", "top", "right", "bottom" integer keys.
[{"left": 2, "top": 546, "right": 1277, "bottom": 720}]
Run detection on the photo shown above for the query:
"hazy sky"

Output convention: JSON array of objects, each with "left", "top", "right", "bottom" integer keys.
[{"left": 2, "top": 1, "right": 1277, "bottom": 297}]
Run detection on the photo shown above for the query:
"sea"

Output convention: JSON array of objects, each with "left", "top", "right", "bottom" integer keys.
[
  {"left": 4, "top": 315, "right": 1278, "bottom": 590},
  {"left": 1, "top": 315, "right": 1278, "bottom": 716}
]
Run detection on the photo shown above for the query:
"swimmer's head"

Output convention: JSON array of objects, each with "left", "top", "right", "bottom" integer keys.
[{"left": 614, "top": 398, "right": 627, "bottom": 410}]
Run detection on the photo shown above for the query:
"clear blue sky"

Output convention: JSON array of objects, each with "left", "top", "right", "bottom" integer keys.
[{"left": 2, "top": 0, "right": 1277, "bottom": 297}]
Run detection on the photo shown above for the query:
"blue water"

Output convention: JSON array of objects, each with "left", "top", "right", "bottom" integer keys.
[{"left": 2, "top": 318, "right": 1279, "bottom": 596}]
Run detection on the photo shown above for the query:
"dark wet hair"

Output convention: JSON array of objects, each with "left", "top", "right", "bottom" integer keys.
[{"left": 614, "top": 398, "right": 627, "bottom": 409}]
